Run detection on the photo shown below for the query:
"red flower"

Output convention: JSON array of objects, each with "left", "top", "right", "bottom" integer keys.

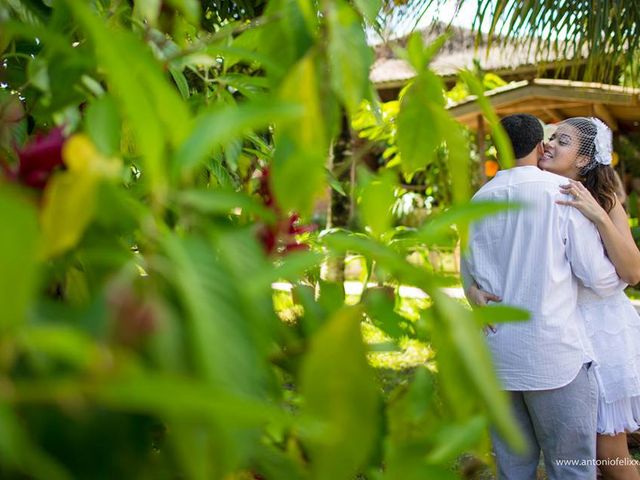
[
  {"left": 255, "top": 167, "right": 316, "bottom": 255},
  {"left": 14, "top": 127, "right": 66, "bottom": 189}
]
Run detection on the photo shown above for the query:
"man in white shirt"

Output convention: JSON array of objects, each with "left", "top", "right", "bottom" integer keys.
[{"left": 461, "top": 114, "right": 622, "bottom": 479}]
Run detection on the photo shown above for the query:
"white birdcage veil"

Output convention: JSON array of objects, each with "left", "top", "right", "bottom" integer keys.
[{"left": 558, "top": 117, "right": 613, "bottom": 173}]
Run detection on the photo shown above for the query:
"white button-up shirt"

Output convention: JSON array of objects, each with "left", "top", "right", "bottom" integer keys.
[{"left": 462, "top": 166, "right": 623, "bottom": 391}]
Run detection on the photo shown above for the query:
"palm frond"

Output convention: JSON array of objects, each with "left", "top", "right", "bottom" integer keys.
[
  {"left": 474, "top": 0, "right": 640, "bottom": 84},
  {"left": 378, "top": 0, "right": 639, "bottom": 84}
]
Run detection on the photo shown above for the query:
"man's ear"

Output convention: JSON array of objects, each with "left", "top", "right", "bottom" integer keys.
[{"left": 536, "top": 141, "right": 545, "bottom": 157}]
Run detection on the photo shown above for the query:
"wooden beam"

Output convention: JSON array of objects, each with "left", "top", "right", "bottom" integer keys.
[
  {"left": 477, "top": 115, "right": 487, "bottom": 185},
  {"left": 494, "top": 102, "right": 589, "bottom": 114},
  {"left": 593, "top": 103, "right": 619, "bottom": 131},
  {"left": 542, "top": 108, "right": 565, "bottom": 122}
]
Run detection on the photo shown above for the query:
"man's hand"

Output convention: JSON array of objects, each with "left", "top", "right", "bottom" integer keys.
[{"left": 467, "top": 284, "right": 502, "bottom": 334}]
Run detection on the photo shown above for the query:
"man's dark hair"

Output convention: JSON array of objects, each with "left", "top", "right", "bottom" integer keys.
[{"left": 500, "top": 114, "right": 544, "bottom": 159}]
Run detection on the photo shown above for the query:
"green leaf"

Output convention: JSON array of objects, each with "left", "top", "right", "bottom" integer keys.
[
  {"left": 272, "top": 52, "right": 335, "bottom": 216},
  {"left": 253, "top": 444, "right": 308, "bottom": 480},
  {"left": 359, "top": 168, "right": 396, "bottom": 237},
  {"left": 459, "top": 69, "right": 515, "bottom": 168},
  {"left": 66, "top": 0, "right": 192, "bottom": 193},
  {"left": 431, "top": 292, "right": 525, "bottom": 452},
  {"left": 166, "top": 0, "right": 200, "bottom": 24},
  {"left": 0, "top": 404, "right": 71, "bottom": 480},
  {"left": 91, "top": 374, "right": 285, "bottom": 426},
  {"left": 327, "top": 0, "right": 374, "bottom": 115},
  {"left": 85, "top": 94, "right": 120, "bottom": 156},
  {"left": 443, "top": 117, "right": 472, "bottom": 205},
  {"left": 396, "top": 71, "right": 447, "bottom": 175},
  {"left": 253, "top": 250, "right": 323, "bottom": 290},
  {"left": 177, "top": 189, "right": 276, "bottom": 222},
  {"left": 17, "top": 325, "right": 104, "bottom": 370},
  {"left": 327, "top": 168, "right": 347, "bottom": 196},
  {"left": 0, "top": 188, "right": 39, "bottom": 332},
  {"left": 161, "top": 232, "right": 273, "bottom": 399},
  {"left": 353, "top": 0, "right": 381, "bottom": 24},
  {"left": 427, "top": 415, "right": 487, "bottom": 464},
  {"left": 172, "top": 100, "right": 302, "bottom": 179},
  {"left": 415, "top": 201, "right": 522, "bottom": 246},
  {"left": 251, "top": 0, "right": 317, "bottom": 82},
  {"left": 403, "top": 31, "right": 451, "bottom": 75},
  {"left": 398, "top": 31, "right": 451, "bottom": 74},
  {"left": 300, "top": 306, "right": 381, "bottom": 480},
  {"left": 169, "top": 66, "right": 190, "bottom": 99},
  {"left": 132, "top": 0, "right": 161, "bottom": 25},
  {"left": 473, "top": 304, "right": 530, "bottom": 326},
  {"left": 363, "top": 288, "right": 412, "bottom": 339}
]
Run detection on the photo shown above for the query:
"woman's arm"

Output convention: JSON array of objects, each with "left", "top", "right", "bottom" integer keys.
[
  {"left": 598, "top": 201, "right": 640, "bottom": 285},
  {"left": 558, "top": 180, "right": 640, "bottom": 285}
]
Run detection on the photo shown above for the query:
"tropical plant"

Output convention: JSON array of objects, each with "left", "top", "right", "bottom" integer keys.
[
  {"left": 0, "top": 1, "right": 530, "bottom": 479},
  {"left": 378, "top": 0, "right": 640, "bottom": 85}
]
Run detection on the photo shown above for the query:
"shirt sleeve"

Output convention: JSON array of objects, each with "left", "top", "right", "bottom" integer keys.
[
  {"left": 564, "top": 209, "right": 627, "bottom": 296},
  {"left": 460, "top": 253, "right": 476, "bottom": 295}
]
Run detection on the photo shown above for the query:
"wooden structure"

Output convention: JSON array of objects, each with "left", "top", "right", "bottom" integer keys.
[{"left": 448, "top": 79, "right": 640, "bottom": 134}]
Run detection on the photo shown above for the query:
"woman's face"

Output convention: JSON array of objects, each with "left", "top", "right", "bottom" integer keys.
[{"left": 538, "top": 124, "right": 588, "bottom": 180}]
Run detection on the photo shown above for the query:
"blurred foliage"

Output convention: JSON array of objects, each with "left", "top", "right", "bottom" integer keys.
[
  {"left": 0, "top": 1, "right": 526, "bottom": 479},
  {"left": 352, "top": 62, "right": 508, "bottom": 228}
]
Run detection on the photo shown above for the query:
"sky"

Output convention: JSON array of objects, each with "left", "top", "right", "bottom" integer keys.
[
  {"left": 368, "top": 0, "right": 495, "bottom": 44},
  {"left": 415, "top": 0, "right": 493, "bottom": 33},
  {"left": 375, "top": 0, "right": 567, "bottom": 43}
]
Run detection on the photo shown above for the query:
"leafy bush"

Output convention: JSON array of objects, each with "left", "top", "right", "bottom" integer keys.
[{"left": 0, "top": 1, "right": 526, "bottom": 478}]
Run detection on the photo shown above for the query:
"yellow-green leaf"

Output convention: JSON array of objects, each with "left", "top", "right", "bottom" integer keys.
[
  {"left": 0, "top": 188, "right": 40, "bottom": 332},
  {"left": 300, "top": 306, "right": 381, "bottom": 480}
]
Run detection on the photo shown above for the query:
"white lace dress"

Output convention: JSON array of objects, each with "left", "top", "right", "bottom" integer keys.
[{"left": 578, "top": 285, "right": 640, "bottom": 435}]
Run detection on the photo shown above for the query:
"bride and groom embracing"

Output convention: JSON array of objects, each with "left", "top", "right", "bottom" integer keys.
[{"left": 462, "top": 114, "right": 640, "bottom": 480}]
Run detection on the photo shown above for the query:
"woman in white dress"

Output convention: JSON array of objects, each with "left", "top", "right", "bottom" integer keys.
[
  {"left": 471, "top": 117, "right": 640, "bottom": 480},
  {"left": 540, "top": 117, "right": 640, "bottom": 480}
]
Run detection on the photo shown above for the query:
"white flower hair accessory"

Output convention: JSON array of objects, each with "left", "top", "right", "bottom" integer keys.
[{"left": 590, "top": 117, "right": 613, "bottom": 166}]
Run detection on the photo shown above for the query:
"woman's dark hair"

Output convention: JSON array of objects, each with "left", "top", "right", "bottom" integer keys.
[
  {"left": 581, "top": 164, "right": 619, "bottom": 213},
  {"left": 563, "top": 117, "right": 618, "bottom": 212}
]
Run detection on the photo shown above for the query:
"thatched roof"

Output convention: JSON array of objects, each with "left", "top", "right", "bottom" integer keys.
[{"left": 370, "top": 23, "right": 583, "bottom": 89}]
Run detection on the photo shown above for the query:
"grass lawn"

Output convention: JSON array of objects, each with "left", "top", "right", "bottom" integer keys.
[{"left": 273, "top": 276, "right": 640, "bottom": 479}]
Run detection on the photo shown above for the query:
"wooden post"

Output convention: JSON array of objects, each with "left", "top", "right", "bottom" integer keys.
[{"left": 477, "top": 114, "right": 487, "bottom": 185}]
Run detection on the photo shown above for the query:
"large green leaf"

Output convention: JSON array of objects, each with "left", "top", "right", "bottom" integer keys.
[
  {"left": 396, "top": 71, "right": 447, "bottom": 175},
  {"left": 0, "top": 188, "right": 39, "bottom": 332},
  {"left": 414, "top": 200, "right": 522, "bottom": 247},
  {"left": 250, "top": 0, "right": 317, "bottom": 83},
  {"left": 271, "top": 51, "right": 335, "bottom": 216},
  {"left": 327, "top": 0, "right": 374, "bottom": 115},
  {"left": 431, "top": 291, "right": 525, "bottom": 452},
  {"left": 161, "top": 232, "right": 270, "bottom": 396},
  {"left": 300, "top": 306, "right": 381, "bottom": 480}
]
